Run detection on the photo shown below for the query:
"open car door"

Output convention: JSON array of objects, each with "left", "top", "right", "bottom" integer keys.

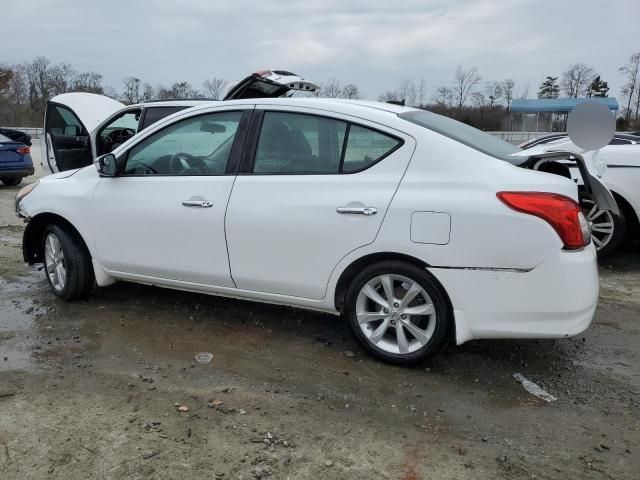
[
  {"left": 44, "top": 93, "right": 124, "bottom": 173},
  {"left": 223, "top": 70, "right": 320, "bottom": 100}
]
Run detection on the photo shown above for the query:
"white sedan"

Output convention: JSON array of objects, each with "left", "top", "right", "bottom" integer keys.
[{"left": 16, "top": 98, "right": 608, "bottom": 363}]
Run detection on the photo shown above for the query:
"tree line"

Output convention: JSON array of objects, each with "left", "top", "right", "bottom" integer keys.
[{"left": 1, "top": 52, "right": 639, "bottom": 131}]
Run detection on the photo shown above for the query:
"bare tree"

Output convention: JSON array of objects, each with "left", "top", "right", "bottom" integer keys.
[
  {"left": 141, "top": 83, "right": 155, "bottom": 102},
  {"left": 472, "top": 92, "right": 487, "bottom": 122},
  {"left": 416, "top": 79, "right": 426, "bottom": 108},
  {"left": 484, "top": 81, "right": 503, "bottom": 108},
  {"left": 49, "top": 63, "right": 76, "bottom": 95},
  {"left": 170, "top": 81, "right": 200, "bottom": 99},
  {"left": 341, "top": 83, "right": 360, "bottom": 99},
  {"left": 561, "top": 63, "right": 596, "bottom": 98},
  {"left": 73, "top": 72, "right": 104, "bottom": 94},
  {"left": 122, "top": 77, "right": 141, "bottom": 104},
  {"left": 24, "top": 56, "right": 54, "bottom": 110},
  {"left": 518, "top": 83, "right": 530, "bottom": 99},
  {"left": 321, "top": 77, "right": 341, "bottom": 98},
  {"left": 619, "top": 52, "right": 640, "bottom": 123},
  {"left": 398, "top": 79, "right": 416, "bottom": 106},
  {"left": 502, "top": 79, "right": 515, "bottom": 110},
  {"left": 202, "top": 78, "right": 226, "bottom": 100},
  {"left": 431, "top": 86, "right": 453, "bottom": 109},
  {"left": 453, "top": 65, "right": 481, "bottom": 112}
]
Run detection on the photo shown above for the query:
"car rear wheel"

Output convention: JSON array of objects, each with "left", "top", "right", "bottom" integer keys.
[
  {"left": 582, "top": 199, "right": 626, "bottom": 258},
  {"left": 42, "top": 224, "right": 95, "bottom": 300},
  {"left": 344, "top": 261, "right": 451, "bottom": 364},
  {"left": 1, "top": 177, "right": 22, "bottom": 186}
]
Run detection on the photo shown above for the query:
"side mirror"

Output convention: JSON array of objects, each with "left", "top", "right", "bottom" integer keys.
[
  {"left": 64, "top": 125, "right": 80, "bottom": 136},
  {"left": 96, "top": 153, "right": 120, "bottom": 176}
]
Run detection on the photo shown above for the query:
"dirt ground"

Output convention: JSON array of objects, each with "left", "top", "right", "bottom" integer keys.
[{"left": 1, "top": 143, "right": 638, "bottom": 479}]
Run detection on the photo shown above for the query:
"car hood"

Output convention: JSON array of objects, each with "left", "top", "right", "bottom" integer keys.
[
  {"left": 48, "top": 93, "right": 125, "bottom": 133},
  {"left": 224, "top": 70, "right": 320, "bottom": 100}
]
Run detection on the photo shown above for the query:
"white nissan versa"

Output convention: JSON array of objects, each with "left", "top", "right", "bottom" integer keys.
[{"left": 15, "top": 98, "right": 616, "bottom": 364}]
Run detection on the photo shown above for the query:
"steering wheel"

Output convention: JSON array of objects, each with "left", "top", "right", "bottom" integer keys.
[
  {"left": 169, "top": 152, "right": 210, "bottom": 175},
  {"left": 108, "top": 128, "right": 136, "bottom": 144}
]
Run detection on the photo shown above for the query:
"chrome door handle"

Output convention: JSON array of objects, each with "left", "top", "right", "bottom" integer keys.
[
  {"left": 182, "top": 200, "right": 213, "bottom": 208},
  {"left": 336, "top": 206, "right": 377, "bottom": 216}
]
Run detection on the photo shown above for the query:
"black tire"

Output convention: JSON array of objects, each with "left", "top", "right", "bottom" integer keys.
[
  {"left": 1, "top": 177, "right": 22, "bottom": 186},
  {"left": 344, "top": 261, "right": 452, "bottom": 365},
  {"left": 582, "top": 199, "right": 626, "bottom": 258},
  {"left": 42, "top": 224, "right": 95, "bottom": 300}
]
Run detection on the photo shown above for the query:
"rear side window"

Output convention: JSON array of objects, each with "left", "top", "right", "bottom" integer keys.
[
  {"left": 609, "top": 138, "right": 631, "bottom": 145},
  {"left": 342, "top": 125, "right": 401, "bottom": 173},
  {"left": 141, "top": 106, "right": 188, "bottom": 130},
  {"left": 252, "top": 111, "right": 401, "bottom": 174}
]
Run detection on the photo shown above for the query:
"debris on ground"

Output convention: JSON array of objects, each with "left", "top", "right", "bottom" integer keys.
[
  {"left": 513, "top": 373, "right": 557, "bottom": 402},
  {"left": 194, "top": 352, "right": 213, "bottom": 364}
]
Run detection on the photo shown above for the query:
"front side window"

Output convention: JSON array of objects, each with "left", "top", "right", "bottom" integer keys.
[
  {"left": 124, "top": 111, "right": 243, "bottom": 176},
  {"left": 97, "top": 109, "right": 141, "bottom": 156},
  {"left": 253, "top": 111, "right": 401, "bottom": 174},
  {"left": 48, "top": 105, "right": 86, "bottom": 136}
]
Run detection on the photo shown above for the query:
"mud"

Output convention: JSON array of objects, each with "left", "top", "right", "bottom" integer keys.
[{"left": 1, "top": 147, "right": 639, "bottom": 479}]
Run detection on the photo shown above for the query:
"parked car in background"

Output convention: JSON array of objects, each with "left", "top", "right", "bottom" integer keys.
[
  {"left": 17, "top": 98, "right": 611, "bottom": 363},
  {"left": 43, "top": 70, "right": 320, "bottom": 174},
  {"left": 0, "top": 133, "right": 34, "bottom": 186},
  {"left": 520, "top": 133, "right": 640, "bottom": 149},
  {"left": 0, "top": 127, "right": 32, "bottom": 146},
  {"left": 522, "top": 134, "right": 640, "bottom": 256}
]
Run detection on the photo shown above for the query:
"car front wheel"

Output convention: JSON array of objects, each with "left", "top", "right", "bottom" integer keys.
[
  {"left": 344, "top": 261, "right": 451, "bottom": 364},
  {"left": 42, "top": 224, "right": 95, "bottom": 300}
]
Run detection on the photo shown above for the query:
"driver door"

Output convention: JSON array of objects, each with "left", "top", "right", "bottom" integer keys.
[
  {"left": 44, "top": 94, "right": 124, "bottom": 173},
  {"left": 91, "top": 107, "right": 252, "bottom": 287}
]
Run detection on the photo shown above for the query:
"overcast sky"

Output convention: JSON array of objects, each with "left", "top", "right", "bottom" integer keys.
[{"left": 4, "top": 0, "right": 639, "bottom": 100}]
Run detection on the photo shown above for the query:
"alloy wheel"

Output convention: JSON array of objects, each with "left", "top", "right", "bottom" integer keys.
[
  {"left": 583, "top": 199, "right": 615, "bottom": 252},
  {"left": 44, "top": 233, "right": 67, "bottom": 291},
  {"left": 355, "top": 274, "right": 437, "bottom": 354}
]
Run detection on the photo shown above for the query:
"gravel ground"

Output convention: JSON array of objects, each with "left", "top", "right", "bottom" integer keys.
[{"left": 0, "top": 142, "right": 638, "bottom": 479}]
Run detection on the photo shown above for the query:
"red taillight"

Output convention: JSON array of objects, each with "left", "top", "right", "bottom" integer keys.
[
  {"left": 16, "top": 146, "right": 30, "bottom": 155},
  {"left": 497, "top": 192, "right": 588, "bottom": 250}
]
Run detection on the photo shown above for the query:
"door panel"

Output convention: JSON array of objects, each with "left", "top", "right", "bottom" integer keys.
[
  {"left": 93, "top": 176, "right": 236, "bottom": 286},
  {"left": 92, "top": 108, "right": 251, "bottom": 286},
  {"left": 44, "top": 103, "right": 91, "bottom": 173},
  {"left": 226, "top": 109, "right": 415, "bottom": 299}
]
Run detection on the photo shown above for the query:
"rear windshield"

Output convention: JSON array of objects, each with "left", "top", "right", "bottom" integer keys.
[{"left": 399, "top": 110, "right": 522, "bottom": 163}]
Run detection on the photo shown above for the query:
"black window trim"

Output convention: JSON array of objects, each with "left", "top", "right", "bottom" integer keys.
[
  {"left": 117, "top": 109, "right": 253, "bottom": 178},
  {"left": 139, "top": 105, "right": 190, "bottom": 132},
  {"left": 240, "top": 109, "right": 405, "bottom": 176}
]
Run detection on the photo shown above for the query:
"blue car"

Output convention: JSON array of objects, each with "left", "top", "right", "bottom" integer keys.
[{"left": 0, "top": 133, "right": 34, "bottom": 186}]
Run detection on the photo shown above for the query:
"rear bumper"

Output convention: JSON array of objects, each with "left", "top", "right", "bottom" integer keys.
[
  {"left": 0, "top": 167, "right": 34, "bottom": 178},
  {"left": 429, "top": 245, "right": 599, "bottom": 344}
]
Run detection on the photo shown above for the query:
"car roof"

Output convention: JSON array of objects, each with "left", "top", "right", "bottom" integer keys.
[
  {"left": 188, "top": 96, "right": 418, "bottom": 115},
  {"left": 129, "top": 99, "right": 215, "bottom": 108}
]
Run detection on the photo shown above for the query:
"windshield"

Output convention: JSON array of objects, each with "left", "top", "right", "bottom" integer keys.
[{"left": 399, "top": 110, "right": 522, "bottom": 163}]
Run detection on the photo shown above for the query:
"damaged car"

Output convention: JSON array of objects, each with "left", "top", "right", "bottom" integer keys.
[{"left": 17, "top": 98, "right": 616, "bottom": 364}]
